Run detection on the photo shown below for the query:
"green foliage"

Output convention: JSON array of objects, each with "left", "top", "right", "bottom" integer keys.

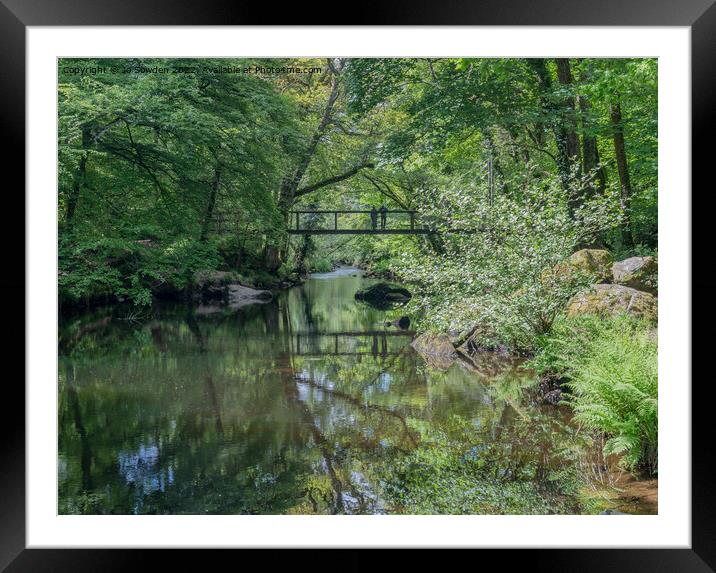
[
  {"left": 395, "top": 167, "right": 621, "bottom": 350},
  {"left": 59, "top": 234, "right": 221, "bottom": 306},
  {"left": 58, "top": 57, "right": 303, "bottom": 306},
  {"left": 530, "top": 315, "right": 658, "bottom": 475},
  {"left": 58, "top": 57, "right": 658, "bottom": 312},
  {"left": 609, "top": 241, "right": 658, "bottom": 262},
  {"left": 308, "top": 257, "right": 333, "bottom": 273}
]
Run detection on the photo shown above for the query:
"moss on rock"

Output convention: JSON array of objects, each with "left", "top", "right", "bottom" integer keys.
[
  {"left": 566, "top": 284, "right": 657, "bottom": 321},
  {"left": 612, "top": 256, "right": 658, "bottom": 294},
  {"left": 544, "top": 249, "right": 614, "bottom": 285}
]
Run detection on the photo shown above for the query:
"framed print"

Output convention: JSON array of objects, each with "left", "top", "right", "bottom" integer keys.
[{"left": 2, "top": 0, "right": 711, "bottom": 570}]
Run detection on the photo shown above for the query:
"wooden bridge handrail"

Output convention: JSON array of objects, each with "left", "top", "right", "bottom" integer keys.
[{"left": 214, "top": 209, "right": 434, "bottom": 234}]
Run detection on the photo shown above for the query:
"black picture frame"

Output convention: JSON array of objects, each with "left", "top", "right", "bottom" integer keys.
[{"left": 2, "top": 0, "right": 710, "bottom": 570}]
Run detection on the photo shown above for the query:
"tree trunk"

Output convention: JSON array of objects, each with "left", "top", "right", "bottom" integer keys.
[
  {"left": 610, "top": 100, "right": 633, "bottom": 246},
  {"left": 65, "top": 126, "right": 91, "bottom": 226},
  {"left": 580, "top": 95, "right": 607, "bottom": 194},
  {"left": 577, "top": 62, "right": 606, "bottom": 195},
  {"left": 554, "top": 59, "right": 581, "bottom": 172},
  {"left": 278, "top": 65, "right": 342, "bottom": 213},
  {"left": 294, "top": 235, "right": 314, "bottom": 276},
  {"left": 200, "top": 166, "right": 221, "bottom": 242},
  {"left": 529, "top": 59, "right": 572, "bottom": 192},
  {"left": 268, "top": 61, "right": 343, "bottom": 270}
]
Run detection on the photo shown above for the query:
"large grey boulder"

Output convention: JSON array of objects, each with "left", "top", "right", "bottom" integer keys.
[
  {"left": 612, "top": 256, "right": 658, "bottom": 294},
  {"left": 566, "top": 284, "right": 657, "bottom": 321}
]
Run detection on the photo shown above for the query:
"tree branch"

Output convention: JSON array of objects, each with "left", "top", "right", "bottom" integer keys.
[
  {"left": 294, "top": 162, "right": 374, "bottom": 198},
  {"left": 362, "top": 172, "right": 409, "bottom": 209}
]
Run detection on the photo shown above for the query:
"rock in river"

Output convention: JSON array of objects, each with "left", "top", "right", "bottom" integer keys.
[
  {"left": 228, "top": 284, "right": 272, "bottom": 307},
  {"left": 566, "top": 284, "right": 657, "bottom": 321},
  {"left": 385, "top": 316, "right": 411, "bottom": 329},
  {"left": 411, "top": 333, "right": 456, "bottom": 356},
  {"left": 355, "top": 282, "right": 411, "bottom": 309}
]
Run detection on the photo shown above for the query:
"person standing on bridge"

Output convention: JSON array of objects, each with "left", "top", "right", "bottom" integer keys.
[
  {"left": 370, "top": 206, "right": 378, "bottom": 230},
  {"left": 379, "top": 204, "right": 387, "bottom": 229}
]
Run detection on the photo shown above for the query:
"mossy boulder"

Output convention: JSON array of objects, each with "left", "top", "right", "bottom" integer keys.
[
  {"left": 566, "top": 284, "right": 657, "bottom": 321},
  {"left": 544, "top": 249, "right": 613, "bottom": 285},
  {"left": 355, "top": 282, "right": 411, "bottom": 309},
  {"left": 612, "top": 256, "right": 658, "bottom": 294}
]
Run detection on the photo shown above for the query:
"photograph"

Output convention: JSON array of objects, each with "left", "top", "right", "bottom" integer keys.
[{"left": 57, "top": 56, "right": 659, "bottom": 516}]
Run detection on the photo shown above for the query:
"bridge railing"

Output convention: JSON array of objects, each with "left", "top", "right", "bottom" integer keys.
[
  {"left": 289, "top": 209, "right": 419, "bottom": 231},
  {"left": 293, "top": 331, "right": 412, "bottom": 357}
]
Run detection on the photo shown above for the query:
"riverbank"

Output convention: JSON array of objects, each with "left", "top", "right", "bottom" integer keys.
[
  {"left": 393, "top": 249, "right": 658, "bottom": 482},
  {"left": 58, "top": 232, "right": 303, "bottom": 312}
]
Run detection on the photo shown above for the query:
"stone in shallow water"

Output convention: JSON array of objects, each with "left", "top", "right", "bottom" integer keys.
[
  {"left": 385, "top": 316, "right": 411, "bottom": 329},
  {"left": 354, "top": 282, "right": 411, "bottom": 309},
  {"left": 411, "top": 333, "right": 456, "bottom": 357}
]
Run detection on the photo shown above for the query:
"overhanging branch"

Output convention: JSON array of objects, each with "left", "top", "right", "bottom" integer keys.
[{"left": 294, "top": 162, "right": 374, "bottom": 198}]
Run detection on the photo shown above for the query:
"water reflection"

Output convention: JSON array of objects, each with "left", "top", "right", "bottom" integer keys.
[{"left": 58, "top": 269, "right": 636, "bottom": 515}]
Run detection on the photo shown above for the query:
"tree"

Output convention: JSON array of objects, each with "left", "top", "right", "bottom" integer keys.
[
  {"left": 576, "top": 60, "right": 607, "bottom": 194},
  {"left": 554, "top": 58, "right": 582, "bottom": 175},
  {"left": 267, "top": 58, "right": 375, "bottom": 269},
  {"left": 610, "top": 99, "right": 634, "bottom": 246}
]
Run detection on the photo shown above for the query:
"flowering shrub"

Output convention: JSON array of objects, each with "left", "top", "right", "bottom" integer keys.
[{"left": 396, "top": 167, "right": 622, "bottom": 351}]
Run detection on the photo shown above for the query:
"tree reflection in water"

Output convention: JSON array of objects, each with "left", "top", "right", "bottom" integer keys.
[{"left": 58, "top": 271, "right": 617, "bottom": 515}]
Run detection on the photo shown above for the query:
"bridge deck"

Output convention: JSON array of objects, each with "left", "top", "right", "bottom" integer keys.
[{"left": 213, "top": 209, "right": 475, "bottom": 235}]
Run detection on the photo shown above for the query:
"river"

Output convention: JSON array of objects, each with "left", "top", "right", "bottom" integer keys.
[{"left": 58, "top": 267, "right": 655, "bottom": 515}]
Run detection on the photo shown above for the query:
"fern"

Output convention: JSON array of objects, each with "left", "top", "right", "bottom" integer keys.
[{"left": 531, "top": 314, "right": 658, "bottom": 475}]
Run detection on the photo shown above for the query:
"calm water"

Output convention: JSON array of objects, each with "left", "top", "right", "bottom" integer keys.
[{"left": 58, "top": 268, "right": 645, "bottom": 515}]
